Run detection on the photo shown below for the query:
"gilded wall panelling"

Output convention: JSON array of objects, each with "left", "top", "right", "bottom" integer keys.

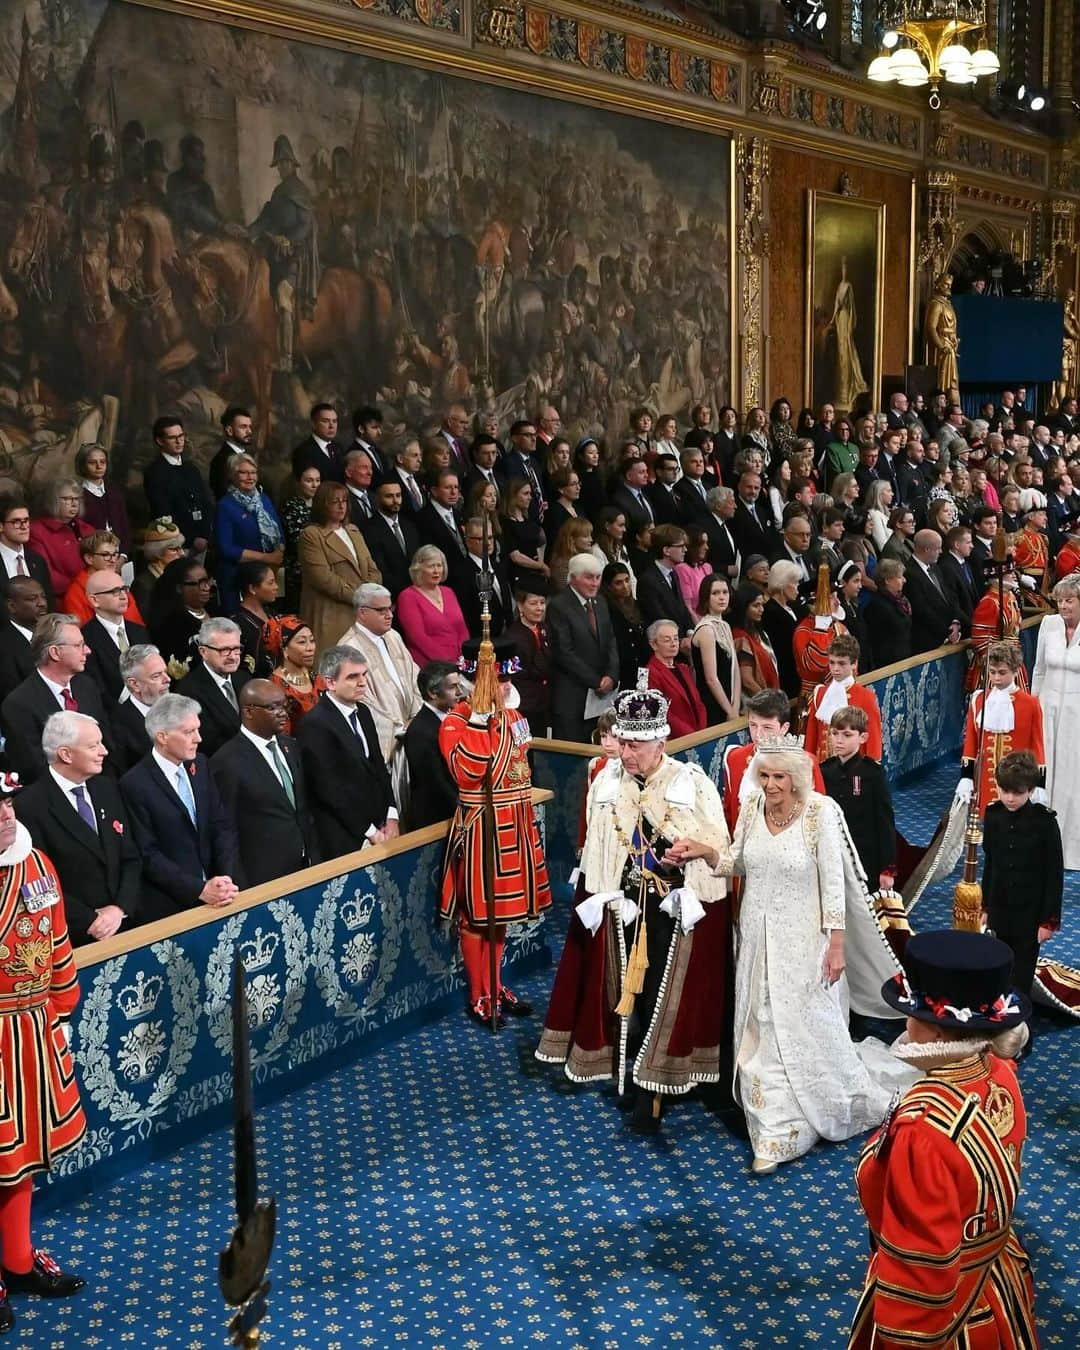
[{"left": 734, "top": 133, "right": 770, "bottom": 411}]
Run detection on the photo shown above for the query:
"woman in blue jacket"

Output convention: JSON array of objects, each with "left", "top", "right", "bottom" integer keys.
[{"left": 213, "top": 454, "right": 284, "bottom": 609}]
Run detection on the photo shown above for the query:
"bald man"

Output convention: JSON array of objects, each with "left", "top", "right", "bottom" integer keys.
[
  {"left": 211, "top": 678, "right": 319, "bottom": 885},
  {"left": 904, "top": 529, "right": 962, "bottom": 654},
  {"left": 82, "top": 570, "right": 150, "bottom": 702}
]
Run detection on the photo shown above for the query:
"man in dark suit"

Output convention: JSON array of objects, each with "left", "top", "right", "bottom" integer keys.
[
  {"left": 646, "top": 454, "right": 684, "bottom": 526},
  {"left": 896, "top": 441, "right": 929, "bottom": 509},
  {"left": 291, "top": 403, "right": 346, "bottom": 483},
  {"left": 348, "top": 404, "right": 386, "bottom": 485},
  {"left": 209, "top": 404, "right": 255, "bottom": 500},
  {"left": 1, "top": 613, "right": 113, "bottom": 783},
  {"left": 173, "top": 617, "right": 251, "bottom": 758},
  {"left": 390, "top": 439, "right": 427, "bottom": 519},
  {"left": 436, "top": 405, "right": 472, "bottom": 480},
  {"left": 769, "top": 514, "right": 817, "bottom": 603},
  {"left": 547, "top": 556, "right": 619, "bottom": 742},
  {"left": 0, "top": 494, "right": 53, "bottom": 602},
  {"left": 885, "top": 391, "right": 909, "bottom": 431},
  {"left": 637, "top": 524, "right": 695, "bottom": 638},
  {"left": 0, "top": 576, "right": 46, "bottom": 703},
  {"left": 415, "top": 470, "right": 467, "bottom": 562},
  {"left": 701, "top": 487, "right": 740, "bottom": 580},
  {"left": 904, "top": 530, "right": 962, "bottom": 654},
  {"left": 938, "top": 525, "right": 981, "bottom": 637},
  {"left": 81, "top": 570, "right": 150, "bottom": 702},
  {"left": 361, "top": 481, "right": 420, "bottom": 599},
  {"left": 502, "top": 421, "right": 544, "bottom": 522},
  {"left": 142, "top": 416, "right": 213, "bottom": 551},
  {"left": 343, "top": 448, "right": 376, "bottom": 530},
  {"left": 112, "top": 643, "right": 171, "bottom": 774},
  {"left": 14, "top": 711, "right": 141, "bottom": 945},
  {"left": 731, "top": 469, "right": 773, "bottom": 558},
  {"left": 674, "top": 447, "right": 717, "bottom": 523},
  {"left": 403, "top": 662, "right": 463, "bottom": 829},
  {"left": 969, "top": 507, "right": 1000, "bottom": 594},
  {"left": 463, "top": 435, "right": 505, "bottom": 500},
  {"left": 611, "top": 458, "right": 655, "bottom": 535},
  {"left": 297, "top": 645, "right": 399, "bottom": 860},
  {"left": 456, "top": 516, "right": 513, "bottom": 637},
  {"left": 120, "top": 694, "right": 241, "bottom": 921},
  {"left": 211, "top": 680, "right": 319, "bottom": 887}
]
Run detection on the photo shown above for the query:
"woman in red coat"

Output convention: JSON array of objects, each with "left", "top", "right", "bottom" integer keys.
[
  {"left": 28, "top": 478, "right": 94, "bottom": 599},
  {"left": 645, "top": 619, "right": 706, "bottom": 739}
]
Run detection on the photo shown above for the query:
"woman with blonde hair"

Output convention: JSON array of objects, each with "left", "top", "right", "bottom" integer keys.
[
  {"left": 547, "top": 517, "right": 594, "bottom": 591},
  {"left": 396, "top": 544, "right": 469, "bottom": 666},
  {"left": 732, "top": 737, "right": 915, "bottom": 1173}
]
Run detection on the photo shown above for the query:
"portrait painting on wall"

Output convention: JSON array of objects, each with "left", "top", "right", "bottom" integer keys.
[
  {"left": 0, "top": 0, "right": 731, "bottom": 512},
  {"left": 805, "top": 191, "right": 885, "bottom": 415}
]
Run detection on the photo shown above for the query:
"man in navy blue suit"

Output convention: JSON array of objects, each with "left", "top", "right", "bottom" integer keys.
[{"left": 120, "top": 693, "right": 241, "bottom": 921}]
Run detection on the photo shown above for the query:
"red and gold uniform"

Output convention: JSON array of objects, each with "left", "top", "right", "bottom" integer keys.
[
  {"left": 966, "top": 587, "right": 1026, "bottom": 692},
  {"left": 849, "top": 1053, "right": 1037, "bottom": 1350},
  {"left": 803, "top": 681, "right": 883, "bottom": 762},
  {"left": 1055, "top": 535, "right": 1080, "bottom": 581},
  {"left": 960, "top": 687, "right": 1045, "bottom": 812},
  {"left": 1012, "top": 527, "right": 1051, "bottom": 608},
  {"left": 439, "top": 701, "right": 551, "bottom": 1014},
  {"left": 792, "top": 614, "right": 849, "bottom": 699}
]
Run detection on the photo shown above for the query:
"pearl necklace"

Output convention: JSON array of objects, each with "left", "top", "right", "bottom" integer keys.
[{"left": 767, "top": 800, "right": 801, "bottom": 830}]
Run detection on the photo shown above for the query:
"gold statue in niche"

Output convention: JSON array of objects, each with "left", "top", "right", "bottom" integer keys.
[{"left": 924, "top": 272, "right": 960, "bottom": 394}]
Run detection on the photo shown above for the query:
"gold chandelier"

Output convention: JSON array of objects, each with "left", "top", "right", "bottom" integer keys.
[{"left": 867, "top": 1, "right": 1000, "bottom": 109}]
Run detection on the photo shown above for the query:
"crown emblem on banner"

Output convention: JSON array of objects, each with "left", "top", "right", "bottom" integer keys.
[
  {"left": 117, "top": 971, "right": 165, "bottom": 1021},
  {"left": 239, "top": 927, "right": 280, "bottom": 973},
  {"left": 341, "top": 891, "right": 377, "bottom": 932}
]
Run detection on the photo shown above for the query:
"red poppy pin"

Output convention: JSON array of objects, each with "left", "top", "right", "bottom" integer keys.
[
  {"left": 187, "top": 762, "right": 197, "bottom": 778},
  {"left": 112, "top": 820, "right": 124, "bottom": 835}
]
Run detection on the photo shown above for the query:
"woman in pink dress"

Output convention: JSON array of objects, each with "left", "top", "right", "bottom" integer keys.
[{"left": 397, "top": 545, "right": 470, "bottom": 665}]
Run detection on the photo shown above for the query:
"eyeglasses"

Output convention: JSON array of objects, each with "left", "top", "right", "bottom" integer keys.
[
  {"left": 93, "top": 551, "right": 120, "bottom": 561},
  {"left": 202, "top": 644, "right": 242, "bottom": 656},
  {"left": 89, "top": 585, "right": 130, "bottom": 598},
  {"left": 53, "top": 640, "right": 89, "bottom": 650},
  {"left": 246, "top": 701, "right": 287, "bottom": 713},
  {"left": 5, "top": 517, "right": 29, "bottom": 527},
  {"left": 361, "top": 604, "right": 394, "bottom": 614},
  {"left": 160, "top": 433, "right": 185, "bottom": 443}
]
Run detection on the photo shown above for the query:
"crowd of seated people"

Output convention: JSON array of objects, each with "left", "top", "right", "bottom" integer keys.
[{"left": 1, "top": 385, "right": 1071, "bottom": 944}]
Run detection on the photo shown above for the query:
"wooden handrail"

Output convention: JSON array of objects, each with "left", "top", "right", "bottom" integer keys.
[{"left": 74, "top": 787, "right": 555, "bottom": 970}]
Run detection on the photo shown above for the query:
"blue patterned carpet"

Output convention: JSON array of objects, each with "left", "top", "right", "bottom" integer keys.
[{"left": 19, "top": 760, "right": 1080, "bottom": 1349}]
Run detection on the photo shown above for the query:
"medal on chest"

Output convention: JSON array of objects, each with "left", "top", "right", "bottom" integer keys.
[{"left": 20, "top": 875, "right": 59, "bottom": 914}]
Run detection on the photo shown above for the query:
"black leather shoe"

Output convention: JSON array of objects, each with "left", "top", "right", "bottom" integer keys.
[
  {"left": 3, "top": 1251, "right": 85, "bottom": 1298},
  {"left": 0, "top": 1289, "right": 13, "bottom": 1334},
  {"left": 498, "top": 988, "right": 533, "bottom": 1017},
  {"left": 626, "top": 1091, "right": 662, "bottom": 1135}
]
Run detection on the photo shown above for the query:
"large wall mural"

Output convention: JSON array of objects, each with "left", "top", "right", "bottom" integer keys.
[{"left": 0, "top": 0, "right": 730, "bottom": 502}]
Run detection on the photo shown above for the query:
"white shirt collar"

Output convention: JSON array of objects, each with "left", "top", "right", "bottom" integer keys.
[
  {"left": 11, "top": 621, "right": 32, "bottom": 642},
  {"left": 96, "top": 614, "right": 124, "bottom": 640},
  {"left": 226, "top": 439, "right": 245, "bottom": 454},
  {"left": 39, "top": 671, "right": 72, "bottom": 702},
  {"left": 423, "top": 700, "right": 450, "bottom": 722},
  {"left": 162, "top": 452, "right": 184, "bottom": 467},
  {"left": 130, "top": 694, "right": 152, "bottom": 717},
  {"left": 378, "top": 511, "right": 401, "bottom": 527},
  {"left": 82, "top": 479, "right": 106, "bottom": 498},
  {"left": 313, "top": 435, "right": 330, "bottom": 452},
  {"left": 48, "top": 766, "right": 91, "bottom": 803},
  {"left": 152, "top": 747, "right": 186, "bottom": 781},
  {"left": 240, "top": 724, "right": 276, "bottom": 751},
  {"left": 347, "top": 485, "right": 368, "bottom": 499},
  {"left": 327, "top": 693, "right": 359, "bottom": 723},
  {"left": 0, "top": 542, "right": 24, "bottom": 565}
]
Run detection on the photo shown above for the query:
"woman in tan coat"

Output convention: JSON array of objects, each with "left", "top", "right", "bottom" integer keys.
[{"left": 297, "top": 482, "right": 381, "bottom": 652}]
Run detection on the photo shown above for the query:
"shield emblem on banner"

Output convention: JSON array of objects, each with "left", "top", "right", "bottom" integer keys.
[
  {"left": 525, "top": 7, "right": 550, "bottom": 54},
  {"left": 578, "top": 22, "right": 599, "bottom": 66},
  {"left": 626, "top": 35, "right": 646, "bottom": 80},
  {"left": 670, "top": 49, "right": 686, "bottom": 90}
]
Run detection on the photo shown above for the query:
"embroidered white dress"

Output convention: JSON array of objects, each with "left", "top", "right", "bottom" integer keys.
[
  {"left": 1032, "top": 613, "right": 1080, "bottom": 869},
  {"left": 732, "top": 792, "right": 916, "bottom": 1164}
]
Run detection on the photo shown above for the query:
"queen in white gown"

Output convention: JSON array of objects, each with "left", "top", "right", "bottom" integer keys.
[
  {"left": 731, "top": 740, "right": 917, "bottom": 1171},
  {"left": 1032, "top": 584, "right": 1080, "bottom": 869}
]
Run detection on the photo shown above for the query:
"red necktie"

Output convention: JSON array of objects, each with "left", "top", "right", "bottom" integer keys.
[{"left": 61, "top": 686, "right": 78, "bottom": 711}]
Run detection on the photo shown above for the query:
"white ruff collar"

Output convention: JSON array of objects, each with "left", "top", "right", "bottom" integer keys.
[
  {"left": 0, "top": 822, "right": 34, "bottom": 867},
  {"left": 980, "top": 683, "right": 1016, "bottom": 734},
  {"left": 816, "top": 674, "right": 854, "bottom": 724}
]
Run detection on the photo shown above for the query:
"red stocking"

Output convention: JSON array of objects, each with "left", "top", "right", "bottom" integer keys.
[
  {"left": 0, "top": 1177, "right": 33, "bottom": 1275},
  {"left": 494, "top": 927, "right": 507, "bottom": 1000},
  {"left": 458, "top": 921, "right": 487, "bottom": 1004}
]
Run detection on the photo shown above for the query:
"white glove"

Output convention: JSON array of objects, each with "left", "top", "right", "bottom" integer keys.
[
  {"left": 660, "top": 886, "right": 707, "bottom": 934},
  {"left": 575, "top": 891, "right": 634, "bottom": 935},
  {"left": 954, "top": 776, "right": 974, "bottom": 803},
  {"left": 1020, "top": 574, "right": 1037, "bottom": 590},
  {"left": 62, "top": 1021, "right": 72, "bottom": 1047},
  {"left": 1031, "top": 786, "right": 1049, "bottom": 806}
]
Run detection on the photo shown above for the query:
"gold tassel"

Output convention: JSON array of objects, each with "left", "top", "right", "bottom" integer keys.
[
  {"left": 614, "top": 909, "right": 649, "bottom": 1016},
  {"left": 953, "top": 880, "right": 983, "bottom": 931}
]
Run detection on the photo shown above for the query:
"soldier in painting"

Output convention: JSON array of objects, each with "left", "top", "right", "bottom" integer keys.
[{"left": 248, "top": 134, "right": 319, "bottom": 372}]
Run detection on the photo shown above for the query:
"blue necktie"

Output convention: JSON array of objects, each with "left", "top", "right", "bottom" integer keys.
[
  {"left": 174, "top": 765, "right": 197, "bottom": 826},
  {"left": 72, "top": 784, "right": 97, "bottom": 833}
]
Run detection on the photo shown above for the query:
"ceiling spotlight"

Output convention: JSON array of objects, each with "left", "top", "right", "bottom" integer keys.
[
  {"left": 882, "top": 28, "right": 900, "bottom": 48},
  {"left": 1029, "top": 92, "right": 1046, "bottom": 112},
  {"left": 783, "top": 0, "right": 828, "bottom": 36}
]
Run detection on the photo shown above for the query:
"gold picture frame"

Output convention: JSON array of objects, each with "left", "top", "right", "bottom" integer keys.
[{"left": 805, "top": 190, "right": 886, "bottom": 415}]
